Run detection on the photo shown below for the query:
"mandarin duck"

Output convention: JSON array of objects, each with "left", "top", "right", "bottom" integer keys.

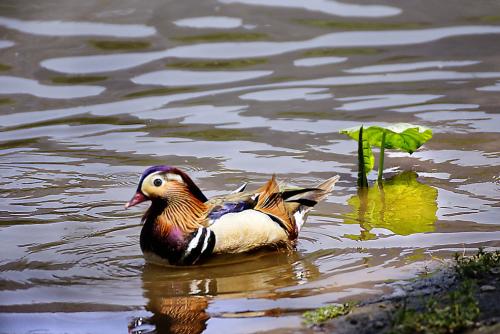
[{"left": 125, "top": 166, "right": 339, "bottom": 266}]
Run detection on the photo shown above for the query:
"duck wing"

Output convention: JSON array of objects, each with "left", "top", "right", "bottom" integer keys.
[{"left": 204, "top": 191, "right": 257, "bottom": 224}]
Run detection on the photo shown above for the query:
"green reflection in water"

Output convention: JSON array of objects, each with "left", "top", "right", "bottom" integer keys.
[
  {"left": 89, "top": 40, "right": 151, "bottom": 50},
  {"left": 168, "top": 129, "right": 253, "bottom": 141},
  {"left": 51, "top": 76, "right": 107, "bottom": 84},
  {"left": 0, "top": 64, "right": 12, "bottom": 71},
  {"left": 173, "top": 32, "right": 267, "bottom": 43},
  {"left": 344, "top": 171, "right": 438, "bottom": 240},
  {"left": 277, "top": 111, "right": 333, "bottom": 119},
  {"left": 268, "top": 76, "right": 296, "bottom": 83},
  {"left": 296, "top": 19, "right": 427, "bottom": 30},
  {"left": 167, "top": 58, "right": 267, "bottom": 69},
  {"left": 8, "top": 115, "right": 142, "bottom": 131},
  {"left": 377, "top": 55, "right": 421, "bottom": 64},
  {"left": 124, "top": 87, "right": 194, "bottom": 98},
  {"left": 303, "top": 48, "right": 381, "bottom": 57},
  {"left": 475, "top": 15, "right": 500, "bottom": 23},
  {"left": 0, "top": 97, "right": 14, "bottom": 105}
]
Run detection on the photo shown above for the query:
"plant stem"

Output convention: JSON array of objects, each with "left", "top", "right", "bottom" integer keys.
[
  {"left": 377, "top": 132, "right": 386, "bottom": 182},
  {"left": 357, "top": 126, "right": 369, "bottom": 188}
]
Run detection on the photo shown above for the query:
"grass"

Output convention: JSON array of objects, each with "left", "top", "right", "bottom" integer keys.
[
  {"left": 391, "top": 249, "right": 500, "bottom": 333},
  {"left": 391, "top": 280, "right": 480, "bottom": 334},
  {"left": 302, "top": 303, "right": 353, "bottom": 326},
  {"left": 300, "top": 249, "right": 499, "bottom": 332},
  {"left": 455, "top": 248, "right": 500, "bottom": 278}
]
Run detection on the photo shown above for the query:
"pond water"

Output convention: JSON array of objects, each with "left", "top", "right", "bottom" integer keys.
[{"left": 1, "top": 0, "right": 500, "bottom": 333}]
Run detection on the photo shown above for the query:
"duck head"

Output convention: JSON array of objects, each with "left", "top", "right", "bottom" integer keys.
[{"left": 125, "top": 165, "right": 208, "bottom": 209}]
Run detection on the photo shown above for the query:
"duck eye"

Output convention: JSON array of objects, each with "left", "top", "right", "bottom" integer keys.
[{"left": 153, "top": 177, "right": 163, "bottom": 187}]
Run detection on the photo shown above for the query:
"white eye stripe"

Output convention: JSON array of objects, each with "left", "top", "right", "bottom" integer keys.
[
  {"left": 165, "top": 173, "right": 184, "bottom": 183},
  {"left": 140, "top": 171, "right": 185, "bottom": 194}
]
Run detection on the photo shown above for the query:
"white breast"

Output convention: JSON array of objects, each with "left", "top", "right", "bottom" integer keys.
[{"left": 209, "top": 209, "right": 288, "bottom": 253}]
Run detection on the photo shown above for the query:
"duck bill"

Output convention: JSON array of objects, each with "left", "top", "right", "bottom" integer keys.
[{"left": 125, "top": 192, "right": 148, "bottom": 209}]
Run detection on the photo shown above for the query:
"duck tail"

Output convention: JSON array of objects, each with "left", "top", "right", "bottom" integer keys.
[
  {"left": 284, "top": 175, "right": 340, "bottom": 231},
  {"left": 313, "top": 175, "right": 340, "bottom": 202},
  {"left": 284, "top": 175, "right": 339, "bottom": 207},
  {"left": 253, "top": 175, "right": 340, "bottom": 237}
]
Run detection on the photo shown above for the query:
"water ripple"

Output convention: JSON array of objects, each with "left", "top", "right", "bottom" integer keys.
[
  {"left": 0, "top": 40, "right": 14, "bottom": 49},
  {"left": 391, "top": 103, "right": 479, "bottom": 113},
  {"left": 335, "top": 94, "right": 442, "bottom": 111},
  {"left": 131, "top": 70, "right": 273, "bottom": 87},
  {"left": 294, "top": 56, "right": 347, "bottom": 67},
  {"left": 477, "top": 81, "right": 500, "bottom": 91},
  {"left": 174, "top": 16, "right": 243, "bottom": 29},
  {"left": 0, "top": 16, "right": 156, "bottom": 37},
  {"left": 3, "top": 70, "right": 500, "bottom": 129},
  {"left": 239, "top": 88, "right": 332, "bottom": 101},
  {"left": 218, "top": 0, "right": 401, "bottom": 18},
  {"left": 40, "top": 26, "right": 500, "bottom": 74},
  {"left": 0, "top": 76, "right": 105, "bottom": 99},
  {"left": 345, "top": 60, "right": 480, "bottom": 74}
]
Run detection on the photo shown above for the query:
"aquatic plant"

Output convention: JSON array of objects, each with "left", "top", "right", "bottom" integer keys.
[
  {"left": 340, "top": 123, "right": 433, "bottom": 186},
  {"left": 303, "top": 303, "right": 353, "bottom": 326},
  {"left": 455, "top": 248, "right": 500, "bottom": 278}
]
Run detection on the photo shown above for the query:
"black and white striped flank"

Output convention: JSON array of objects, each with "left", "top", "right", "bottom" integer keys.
[{"left": 180, "top": 227, "right": 216, "bottom": 265}]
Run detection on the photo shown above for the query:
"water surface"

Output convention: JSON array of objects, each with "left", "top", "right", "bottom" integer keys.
[{"left": 1, "top": 0, "right": 500, "bottom": 333}]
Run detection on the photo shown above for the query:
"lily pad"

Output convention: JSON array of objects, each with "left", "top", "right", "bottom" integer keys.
[{"left": 344, "top": 171, "right": 438, "bottom": 238}]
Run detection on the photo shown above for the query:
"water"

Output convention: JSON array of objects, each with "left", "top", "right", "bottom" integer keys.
[{"left": 1, "top": 0, "right": 499, "bottom": 333}]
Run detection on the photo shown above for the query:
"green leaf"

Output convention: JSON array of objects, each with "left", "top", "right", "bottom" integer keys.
[
  {"left": 343, "top": 171, "right": 438, "bottom": 238},
  {"left": 341, "top": 123, "right": 432, "bottom": 154}
]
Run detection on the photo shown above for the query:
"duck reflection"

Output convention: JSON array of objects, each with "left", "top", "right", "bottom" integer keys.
[
  {"left": 130, "top": 249, "right": 320, "bottom": 333},
  {"left": 143, "top": 295, "right": 209, "bottom": 334}
]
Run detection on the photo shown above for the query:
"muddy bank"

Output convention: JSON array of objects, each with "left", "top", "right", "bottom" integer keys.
[{"left": 293, "top": 250, "right": 500, "bottom": 334}]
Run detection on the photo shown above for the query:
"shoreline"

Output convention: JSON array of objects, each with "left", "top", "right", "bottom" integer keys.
[{"left": 294, "top": 250, "right": 500, "bottom": 334}]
